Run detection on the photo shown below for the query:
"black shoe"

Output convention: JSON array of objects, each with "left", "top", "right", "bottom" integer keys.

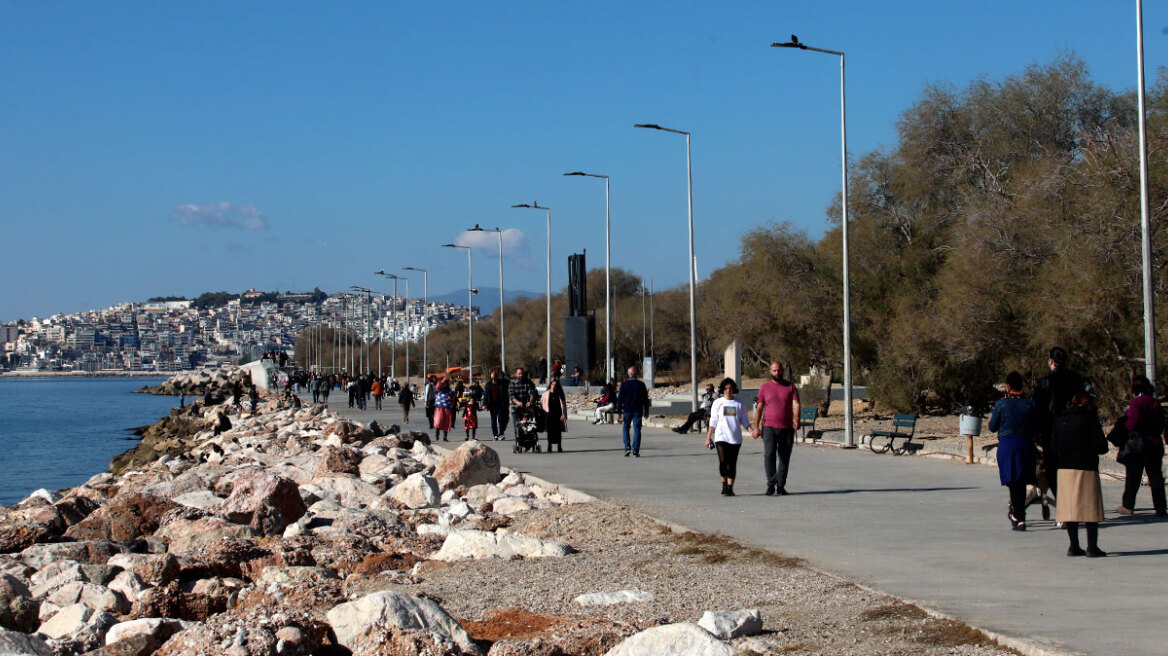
[
  {"left": 765, "top": 486, "right": 776, "bottom": 496},
  {"left": 1067, "top": 546, "right": 1086, "bottom": 557},
  {"left": 726, "top": 486, "right": 735, "bottom": 496},
  {"left": 721, "top": 483, "right": 729, "bottom": 496},
  {"left": 1013, "top": 522, "right": 1026, "bottom": 532},
  {"left": 672, "top": 427, "right": 684, "bottom": 434},
  {"left": 777, "top": 488, "right": 789, "bottom": 496},
  {"left": 624, "top": 450, "right": 631, "bottom": 457},
  {"left": 1086, "top": 547, "right": 1107, "bottom": 558},
  {"left": 557, "top": 446, "right": 563, "bottom": 453},
  {"left": 1042, "top": 504, "right": 1051, "bottom": 521},
  {"left": 1008, "top": 511, "right": 1019, "bottom": 529},
  {"left": 633, "top": 451, "right": 640, "bottom": 457}
]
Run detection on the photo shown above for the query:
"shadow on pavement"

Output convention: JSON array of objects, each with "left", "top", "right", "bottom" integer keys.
[{"left": 790, "top": 486, "right": 978, "bottom": 495}]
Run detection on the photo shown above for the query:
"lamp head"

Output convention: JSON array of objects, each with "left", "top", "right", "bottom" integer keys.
[
  {"left": 563, "top": 171, "right": 586, "bottom": 177},
  {"left": 634, "top": 124, "right": 661, "bottom": 130},
  {"left": 441, "top": 243, "right": 456, "bottom": 248},
  {"left": 468, "top": 224, "right": 484, "bottom": 232}
]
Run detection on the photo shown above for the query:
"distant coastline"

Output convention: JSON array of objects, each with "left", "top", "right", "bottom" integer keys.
[{"left": 0, "top": 370, "right": 167, "bottom": 379}]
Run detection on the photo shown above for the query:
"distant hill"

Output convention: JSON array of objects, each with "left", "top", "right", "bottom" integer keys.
[{"left": 428, "top": 288, "right": 541, "bottom": 316}]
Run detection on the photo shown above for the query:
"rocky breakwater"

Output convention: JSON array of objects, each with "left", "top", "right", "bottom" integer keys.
[{"left": 136, "top": 369, "right": 250, "bottom": 397}]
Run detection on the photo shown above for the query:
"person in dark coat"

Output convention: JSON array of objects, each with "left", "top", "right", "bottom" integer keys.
[
  {"left": 1052, "top": 392, "right": 1109, "bottom": 558},
  {"left": 541, "top": 379, "right": 568, "bottom": 452},
  {"left": 988, "top": 372, "right": 1038, "bottom": 530},
  {"left": 484, "top": 369, "right": 510, "bottom": 441},
  {"left": 1032, "top": 347, "right": 1085, "bottom": 499},
  {"left": 398, "top": 383, "right": 415, "bottom": 423},
  {"left": 1117, "top": 374, "right": 1166, "bottom": 516}
]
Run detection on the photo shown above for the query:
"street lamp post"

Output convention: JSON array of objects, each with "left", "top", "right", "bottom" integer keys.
[
  {"left": 513, "top": 202, "right": 552, "bottom": 385},
  {"left": 375, "top": 271, "right": 400, "bottom": 379},
  {"left": 403, "top": 267, "right": 429, "bottom": 381},
  {"left": 468, "top": 224, "right": 506, "bottom": 372},
  {"left": 635, "top": 124, "right": 698, "bottom": 411},
  {"left": 564, "top": 171, "right": 612, "bottom": 382},
  {"left": 772, "top": 35, "right": 856, "bottom": 448},
  {"left": 398, "top": 276, "right": 410, "bottom": 383},
  {"left": 351, "top": 286, "right": 372, "bottom": 375},
  {"left": 1136, "top": 0, "right": 1158, "bottom": 389},
  {"left": 442, "top": 243, "right": 474, "bottom": 381}
]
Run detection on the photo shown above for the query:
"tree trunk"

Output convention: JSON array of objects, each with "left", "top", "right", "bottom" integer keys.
[{"left": 819, "top": 368, "right": 834, "bottom": 417}]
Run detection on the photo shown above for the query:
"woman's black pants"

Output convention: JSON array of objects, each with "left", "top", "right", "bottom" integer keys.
[
  {"left": 716, "top": 442, "right": 741, "bottom": 480},
  {"left": 1121, "top": 447, "right": 1166, "bottom": 513},
  {"left": 1007, "top": 481, "right": 1027, "bottom": 522}
]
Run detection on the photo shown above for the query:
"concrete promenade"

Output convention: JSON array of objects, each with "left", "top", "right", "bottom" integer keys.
[{"left": 335, "top": 402, "right": 1166, "bottom": 656}]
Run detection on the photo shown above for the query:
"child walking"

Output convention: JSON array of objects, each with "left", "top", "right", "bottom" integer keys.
[{"left": 463, "top": 397, "right": 479, "bottom": 440}]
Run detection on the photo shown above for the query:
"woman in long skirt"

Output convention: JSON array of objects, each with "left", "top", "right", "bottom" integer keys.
[
  {"left": 988, "top": 372, "right": 1038, "bottom": 530},
  {"left": 541, "top": 379, "right": 567, "bottom": 452},
  {"left": 432, "top": 379, "right": 455, "bottom": 442},
  {"left": 1052, "top": 392, "right": 1109, "bottom": 557}
]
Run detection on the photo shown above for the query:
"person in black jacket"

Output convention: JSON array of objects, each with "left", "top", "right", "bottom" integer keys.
[
  {"left": 1051, "top": 392, "right": 1109, "bottom": 558},
  {"left": 1032, "top": 347, "right": 1085, "bottom": 498}
]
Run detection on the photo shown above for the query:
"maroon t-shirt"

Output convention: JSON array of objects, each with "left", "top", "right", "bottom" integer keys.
[{"left": 757, "top": 380, "right": 799, "bottom": 429}]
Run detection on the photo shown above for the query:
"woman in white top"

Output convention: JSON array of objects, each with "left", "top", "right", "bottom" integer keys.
[{"left": 705, "top": 378, "right": 751, "bottom": 496}]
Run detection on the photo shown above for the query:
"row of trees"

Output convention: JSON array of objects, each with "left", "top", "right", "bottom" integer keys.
[{"left": 298, "top": 56, "right": 1168, "bottom": 418}]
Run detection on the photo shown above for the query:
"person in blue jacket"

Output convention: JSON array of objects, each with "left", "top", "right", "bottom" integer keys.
[{"left": 989, "top": 371, "right": 1038, "bottom": 531}]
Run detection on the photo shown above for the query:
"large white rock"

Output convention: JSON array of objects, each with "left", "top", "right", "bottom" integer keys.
[
  {"left": 491, "top": 497, "right": 532, "bottom": 516},
  {"left": 573, "top": 590, "right": 654, "bottom": 607},
  {"left": 43, "top": 582, "right": 128, "bottom": 618},
  {"left": 325, "top": 590, "right": 480, "bottom": 654},
  {"left": 107, "top": 570, "right": 150, "bottom": 605},
  {"left": 697, "top": 608, "right": 763, "bottom": 640},
  {"left": 389, "top": 473, "right": 440, "bottom": 509},
  {"left": 310, "top": 475, "right": 382, "bottom": 508},
  {"left": 36, "top": 603, "right": 117, "bottom": 649},
  {"left": 104, "top": 617, "right": 187, "bottom": 648},
  {"left": 172, "top": 490, "right": 224, "bottom": 511},
  {"left": 0, "top": 627, "right": 52, "bottom": 656},
  {"left": 604, "top": 623, "right": 735, "bottom": 656},
  {"left": 463, "top": 483, "right": 505, "bottom": 508},
  {"left": 431, "top": 530, "right": 574, "bottom": 562}
]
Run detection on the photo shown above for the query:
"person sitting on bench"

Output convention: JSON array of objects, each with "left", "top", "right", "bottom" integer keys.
[{"left": 673, "top": 384, "right": 717, "bottom": 433}]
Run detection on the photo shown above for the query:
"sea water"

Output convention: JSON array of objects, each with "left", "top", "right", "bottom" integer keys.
[{"left": 0, "top": 377, "right": 178, "bottom": 505}]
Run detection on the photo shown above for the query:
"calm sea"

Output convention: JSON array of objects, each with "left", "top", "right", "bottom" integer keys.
[{"left": 0, "top": 377, "right": 178, "bottom": 505}]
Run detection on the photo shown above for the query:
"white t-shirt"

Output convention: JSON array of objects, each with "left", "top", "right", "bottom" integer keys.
[{"left": 709, "top": 397, "right": 749, "bottom": 445}]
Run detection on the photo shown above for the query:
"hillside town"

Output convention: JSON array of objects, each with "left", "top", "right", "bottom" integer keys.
[{"left": 0, "top": 289, "right": 478, "bottom": 374}]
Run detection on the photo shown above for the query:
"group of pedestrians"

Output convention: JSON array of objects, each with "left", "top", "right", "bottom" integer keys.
[{"left": 990, "top": 347, "right": 1167, "bottom": 558}]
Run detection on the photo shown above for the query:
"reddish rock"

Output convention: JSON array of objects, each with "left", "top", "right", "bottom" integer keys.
[
  {"left": 65, "top": 495, "right": 180, "bottom": 542},
  {"left": 219, "top": 470, "right": 306, "bottom": 532},
  {"left": 53, "top": 495, "right": 101, "bottom": 527},
  {"left": 313, "top": 445, "right": 362, "bottom": 477},
  {"left": 0, "top": 521, "right": 55, "bottom": 554}
]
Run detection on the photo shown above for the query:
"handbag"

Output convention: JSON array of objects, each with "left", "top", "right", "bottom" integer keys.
[{"left": 1117, "top": 431, "right": 1145, "bottom": 465}]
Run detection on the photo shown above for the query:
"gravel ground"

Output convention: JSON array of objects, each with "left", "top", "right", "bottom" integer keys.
[{"left": 396, "top": 501, "right": 1020, "bottom": 656}]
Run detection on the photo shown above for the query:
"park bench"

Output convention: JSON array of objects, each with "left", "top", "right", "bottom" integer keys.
[
  {"left": 799, "top": 407, "right": 821, "bottom": 442},
  {"left": 868, "top": 414, "right": 919, "bottom": 455}
]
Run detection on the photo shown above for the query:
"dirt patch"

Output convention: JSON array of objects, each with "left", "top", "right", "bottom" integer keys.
[
  {"left": 860, "top": 602, "right": 929, "bottom": 622},
  {"left": 672, "top": 531, "right": 803, "bottom": 568},
  {"left": 459, "top": 608, "right": 570, "bottom": 643},
  {"left": 351, "top": 551, "right": 423, "bottom": 575}
]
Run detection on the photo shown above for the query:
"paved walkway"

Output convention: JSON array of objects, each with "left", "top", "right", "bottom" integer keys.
[{"left": 335, "top": 403, "right": 1166, "bottom": 656}]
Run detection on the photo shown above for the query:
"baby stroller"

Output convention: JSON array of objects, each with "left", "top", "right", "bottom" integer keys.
[{"left": 514, "top": 407, "right": 542, "bottom": 453}]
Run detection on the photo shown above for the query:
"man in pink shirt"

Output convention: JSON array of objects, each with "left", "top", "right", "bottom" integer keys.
[{"left": 752, "top": 361, "right": 801, "bottom": 496}]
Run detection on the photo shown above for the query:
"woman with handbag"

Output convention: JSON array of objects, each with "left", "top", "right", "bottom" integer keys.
[
  {"left": 540, "top": 379, "right": 567, "bottom": 452},
  {"left": 988, "top": 372, "right": 1038, "bottom": 531},
  {"left": 1117, "top": 374, "right": 1166, "bottom": 516},
  {"left": 1052, "top": 392, "right": 1109, "bottom": 557}
]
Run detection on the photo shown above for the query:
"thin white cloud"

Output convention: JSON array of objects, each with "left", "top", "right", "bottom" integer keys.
[
  {"left": 454, "top": 228, "right": 529, "bottom": 262},
  {"left": 172, "top": 202, "right": 270, "bottom": 230}
]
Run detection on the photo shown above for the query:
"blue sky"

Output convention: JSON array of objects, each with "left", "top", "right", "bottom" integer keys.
[{"left": 2, "top": 1, "right": 1167, "bottom": 321}]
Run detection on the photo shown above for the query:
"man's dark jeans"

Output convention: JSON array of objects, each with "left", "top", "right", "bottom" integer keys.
[
  {"left": 622, "top": 411, "right": 643, "bottom": 453},
  {"left": 763, "top": 426, "right": 796, "bottom": 489},
  {"left": 490, "top": 407, "right": 509, "bottom": 438}
]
